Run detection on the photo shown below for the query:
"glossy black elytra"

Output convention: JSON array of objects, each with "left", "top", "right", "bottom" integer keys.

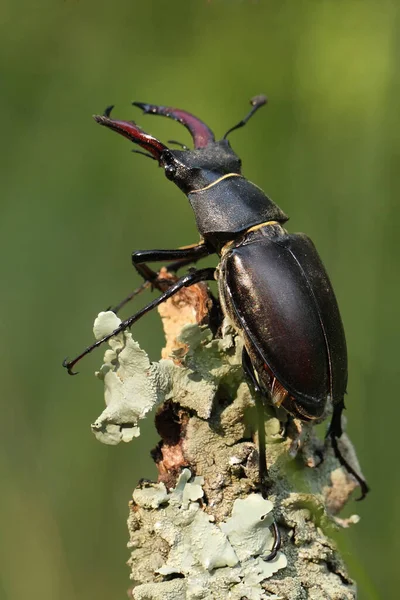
[{"left": 64, "top": 97, "right": 368, "bottom": 557}]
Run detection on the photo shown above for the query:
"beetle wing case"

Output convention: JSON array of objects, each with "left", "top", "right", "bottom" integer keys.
[{"left": 219, "top": 225, "right": 347, "bottom": 419}]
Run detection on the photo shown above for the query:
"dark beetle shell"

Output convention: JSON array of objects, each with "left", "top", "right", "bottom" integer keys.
[
  {"left": 187, "top": 175, "right": 288, "bottom": 244},
  {"left": 218, "top": 224, "right": 347, "bottom": 419}
]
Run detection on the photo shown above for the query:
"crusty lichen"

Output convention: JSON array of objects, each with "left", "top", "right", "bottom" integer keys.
[
  {"left": 91, "top": 306, "right": 362, "bottom": 599},
  {"left": 129, "top": 470, "right": 286, "bottom": 600}
]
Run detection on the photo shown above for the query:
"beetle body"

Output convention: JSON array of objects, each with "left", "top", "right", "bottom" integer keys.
[
  {"left": 65, "top": 96, "right": 368, "bottom": 500},
  {"left": 218, "top": 222, "right": 347, "bottom": 421}
]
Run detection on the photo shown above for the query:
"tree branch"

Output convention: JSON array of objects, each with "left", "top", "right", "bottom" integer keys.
[{"left": 91, "top": 272, "right": 363, "bottom": 599}]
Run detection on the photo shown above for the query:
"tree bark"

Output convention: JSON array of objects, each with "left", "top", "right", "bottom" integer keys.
[{"left": 91, "top": 271, "right": 364, "bottom": 599}]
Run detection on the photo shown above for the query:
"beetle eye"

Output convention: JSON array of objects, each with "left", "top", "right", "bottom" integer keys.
[{"left": 165, "top": 164, "right": 177, "bottom": 180}]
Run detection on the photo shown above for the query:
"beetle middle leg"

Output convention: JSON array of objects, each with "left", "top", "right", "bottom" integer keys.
[
  {"left": 242, "top": 347, "right": 281, "bottom": 561},
  {"left": 242, "top": 347, "right": 268, "bottom": 494}
]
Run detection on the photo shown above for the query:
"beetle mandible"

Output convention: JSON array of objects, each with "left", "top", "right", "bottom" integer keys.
[{"left": 64, "top": 96, "right": 369, "bottom": 505}]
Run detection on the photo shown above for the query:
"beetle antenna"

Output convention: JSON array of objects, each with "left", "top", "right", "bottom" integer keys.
[
  {"left": 223, "top": 95, "right": 267, "bottom": 139},
  {"left": 167, "top": 140, "right": 189, "bottom": 151},
  {"left": 131, "top": 149, "right": 157, "bottom": 161}
]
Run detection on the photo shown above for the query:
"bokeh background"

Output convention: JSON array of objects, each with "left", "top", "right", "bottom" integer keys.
[{"left": 1, "top": 1, "right": 398, "bottom": 598}]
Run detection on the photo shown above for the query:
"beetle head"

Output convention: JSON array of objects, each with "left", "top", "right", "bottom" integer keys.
[
  {"left": 94, "top": 96, "right": 266, "bottom": 194},
  {"left": 159, "top": 141, "right": 242, "bottom": 194},
  {"left": 94, "top": 114, "right": 242, "bottom": 195}
]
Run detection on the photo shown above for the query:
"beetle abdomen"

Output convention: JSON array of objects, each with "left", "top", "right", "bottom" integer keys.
[{"left": 219, "top": 225, "right": 347, "bottom": 420}]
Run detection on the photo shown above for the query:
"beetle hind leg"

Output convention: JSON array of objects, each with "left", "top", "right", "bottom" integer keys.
[{"left": 327, "top": 401, "right": 369, "bottom": 500}]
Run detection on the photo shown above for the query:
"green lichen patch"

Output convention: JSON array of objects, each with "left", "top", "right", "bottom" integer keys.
[
  {"left": 91, "top": 316, "right": 246, "bottom": 443},
  {"left": 130, "top": 470, "right": 286, "bottom": 600},
  {"left": 91, "top": 311, "right": 360, "bottom": 599},
  {"left": 91, "top": 311, "right": 173, "bottom": 444}
]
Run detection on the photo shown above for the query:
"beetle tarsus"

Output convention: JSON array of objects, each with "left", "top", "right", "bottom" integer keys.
[
  {"left": 261, "top": 521, "right": 281, "bottom": 562},
  {"left": 329, "top": 431, "right": 369, "bottom": 500},
  {"left": 327, "top": 402, "right": 369, "bottom": 500},
  {"left": 62, "top": 357, "right": 79, "bottom": 376}
]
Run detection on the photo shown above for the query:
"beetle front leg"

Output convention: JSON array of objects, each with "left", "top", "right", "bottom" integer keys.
[
  {"left": 131, "top": 243, "right": 212, "bottom": 286},
  {"left": 63, "top": 267, "right": 216, "bottom": 375},
  {"left": 112, "top": 244, "right": 213, "bottom": 315}
]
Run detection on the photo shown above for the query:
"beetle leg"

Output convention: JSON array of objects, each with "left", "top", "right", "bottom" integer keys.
[
  {"left": 242, "top": 346, "right": 261, "bottom": 393},
  {"left": 242, "top": 348, "right": 268, "bottom": 492},
  {"left": 131, "top": 243, "right": 212, "bottom": 282},
  {"left": 63, "top": 267, "right": 216, "bottom": 375},
  {"left": 328, "top": 402, "right": 369, "bottom": 500},
  {"left": 111, "top": 244, "right": 213, "bottom": 316},
  {"left": 132, "top": 244, "right": 212, "bottom": 293},
  {"left": 110, "top": 245, "right": 212, "bottom": 314},
  {"left": 242, "top": 347, "right": 282, "bottom": 561},
  {"left": 110, "top": 281, "right": 153, "bottom": 315},
  {"left": 261, "top": 521, "right": 281, "bottom": 562},
  {"left": 106, "top": 244, "right": 214, "bottom": 315}
]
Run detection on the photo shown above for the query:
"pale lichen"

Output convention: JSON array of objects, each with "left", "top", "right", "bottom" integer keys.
[
  {"left": 91, "top": 308, "right": 362, "bottom": 599},
  {"left": 91, "top": 311, "right": 173, "bottom": 444},
  {"left": 130, "top": 470, "right": 286, "bottom": 600}
]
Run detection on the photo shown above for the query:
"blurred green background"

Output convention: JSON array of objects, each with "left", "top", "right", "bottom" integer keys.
[{"left": 1, "top": 0, "right": 398, "bottom": 598}]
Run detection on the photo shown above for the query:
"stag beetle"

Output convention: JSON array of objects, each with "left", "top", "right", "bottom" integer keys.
[{"left": 64, "top": 97, "right": 368, "bottom": 554}]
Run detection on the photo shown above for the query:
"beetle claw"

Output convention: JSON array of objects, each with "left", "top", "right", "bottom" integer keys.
[
  {"left": 355, "top": 481, "right": 370, "bottom": 502},
  {"left": 329, "top": 431, "right": 369, "bottom": 500},
  {"left": 261, "top": 521, "right": 281, "bottom": 561},
  {"left": 62, "top": 357, "right": 79, "bottom": 376}
]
